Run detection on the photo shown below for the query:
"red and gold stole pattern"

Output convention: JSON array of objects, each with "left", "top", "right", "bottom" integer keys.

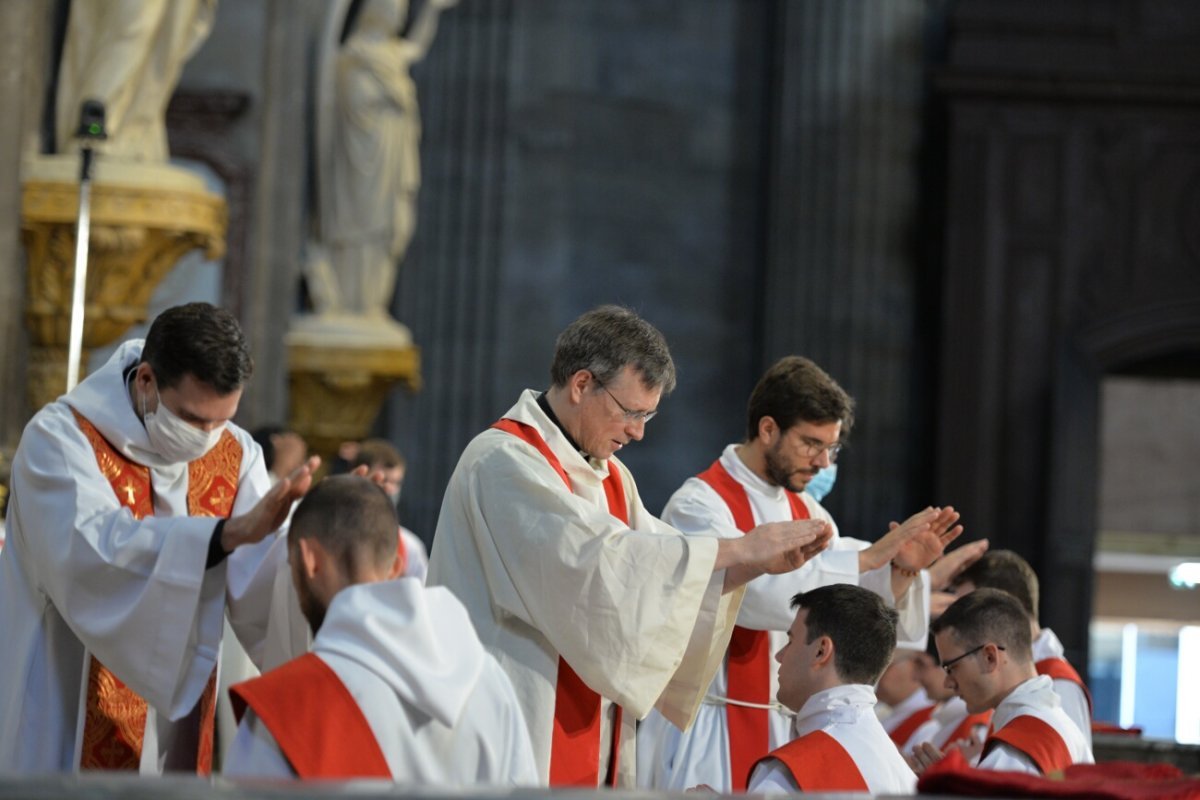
[
  {"left": 73, "top": 411, "right": 241, "bottom": 774},
  {"left": 696, "top": 459, "right": 809, "bottom": 791}
]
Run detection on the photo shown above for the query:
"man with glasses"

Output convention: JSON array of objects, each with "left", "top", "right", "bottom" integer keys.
[
  {"left": 951, "top": 549, "right": 1092, "bottom": 748},
  {"left": 910, "top": 588, "right": 1093, "bottom": 775},
  {"left": 428, "top": 306, "right": 832, "bottom": 788},
  {"left": 638, "top": 355, "right": 968, "bottom": 792}
]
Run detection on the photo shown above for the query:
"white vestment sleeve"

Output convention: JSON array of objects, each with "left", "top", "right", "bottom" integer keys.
[
  {"left": 745, "top": 760, "right": 798, "bottom": 794},
  {"left": 11, "top": 412, "right": 223, "bottom": 718},
  {"left": 222, "top": 712, "right": 296, "bottom": 778},
  {"left": 977, "top": 741, "right": 1040, "bottom": 774},
  {"left": 662, "top": 481, "right": 858, "bottom": 632},
  {"left": 1052, "top": 679, "right": 1093, "bottom": 749},
  {"left": 462, "top": 439, "right": 725, "bottom": 720}
]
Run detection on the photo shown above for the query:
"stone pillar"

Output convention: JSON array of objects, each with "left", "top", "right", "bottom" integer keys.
[
  {"left": 762, "top": 0, "right": 937, "bottom": 536},
  {"left": 0, "top": 0, "right": 54, "bottom": 449}
]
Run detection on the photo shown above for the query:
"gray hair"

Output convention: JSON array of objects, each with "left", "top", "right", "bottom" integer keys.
[{"left": 550, "top": 305, "right": 676, "bottom": 393}]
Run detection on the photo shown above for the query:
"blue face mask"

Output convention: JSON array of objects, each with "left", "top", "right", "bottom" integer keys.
[{"left": 805, "top": 463, "right": 837, "bottom": 502}]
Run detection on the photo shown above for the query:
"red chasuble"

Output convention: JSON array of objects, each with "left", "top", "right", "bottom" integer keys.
[
  {"left": 696, "top": 459, "right": 808, "bottom": 791},
  {"left": 982, "top": 714, "right": 1075, "bottom": 775},
  {"left": 74, "top": 411, "right": 240, "bottom": 774},
  {"left": 491, "top": 418, "right": 628, "bottom": 787},
  {"left": 230, "top": 653, "right": 390, "bottom": 778},
  {"left": 750, "top": 730, "right": 869, "bottom": 792}
]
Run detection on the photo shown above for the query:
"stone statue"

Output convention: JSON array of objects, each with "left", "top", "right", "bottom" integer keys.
[
  {"left": 55, "top": 0, "right": 217, "bottom": 162},
  {"left": 308, "top": 0, "right": 457, "bottom": 319}
]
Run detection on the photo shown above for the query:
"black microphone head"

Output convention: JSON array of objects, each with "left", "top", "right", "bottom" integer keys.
[{"left": 77, "top": 99, "right": 107, "bottom": 141}]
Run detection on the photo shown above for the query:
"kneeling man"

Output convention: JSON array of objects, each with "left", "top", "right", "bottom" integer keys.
[
  {"left": 747, "top": 584, "right": 916, "bottom": 794},
  {"left": 225, "top": 476, "right": 537, "bottom": 783},
  {"left": 913, "top": 588, "right": 1093, "bottom": 775}
]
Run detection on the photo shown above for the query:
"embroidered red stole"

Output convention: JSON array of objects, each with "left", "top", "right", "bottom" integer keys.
[
  {"left": 888, "top": 702, "right": 938, "bottom": 747},
  {"left": 751, "top": 729, "right": 869, "bottom": 792},
  {"left": 1036, "top": 656, "right": 1094, "bottom": 715},
  {"left": 983, "top": 714, "right": 1074, "bottom": 775},
  {"left": 696, "top": 459, "right": 808, "bottom": 791},
  {"left": 229, "top": 653, "right": 390, "bottom": 778},
  {"left": 74, "top": 411, "right": 241, "bottom": 774},
  {"left": 490, "top": 418, "right": 627, "bottom": 787}
]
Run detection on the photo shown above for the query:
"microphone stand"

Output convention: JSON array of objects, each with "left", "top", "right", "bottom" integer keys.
[{"left": 65, "top": 100, "right": 107, "bottom": 393}]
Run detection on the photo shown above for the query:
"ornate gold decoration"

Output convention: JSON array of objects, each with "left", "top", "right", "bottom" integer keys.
[
  {"left": 287, "top": 327, "right": 421, "bottom": 465},
  {"left": 20, "top": 155, "right": 227, "bottom": 413}
]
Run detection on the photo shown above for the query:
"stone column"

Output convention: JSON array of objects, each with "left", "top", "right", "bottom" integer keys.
[{"left": 762, "top": 0, "right": 939, "bottom": 536}]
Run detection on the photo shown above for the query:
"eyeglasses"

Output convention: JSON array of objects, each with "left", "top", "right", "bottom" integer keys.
[
  {"left": 796, "top": 435, "right": 844, "bottom": 463},
  {"left": 597, "top": 382, "right": 658, "bottom": 423},
  {"left": 941, "top": 643, "right": 1004, "bottom": 675}
]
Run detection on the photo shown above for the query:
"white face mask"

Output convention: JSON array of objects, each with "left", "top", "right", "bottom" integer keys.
[{"left": 142, "top": 387, "right": 224, "bottom": 463}]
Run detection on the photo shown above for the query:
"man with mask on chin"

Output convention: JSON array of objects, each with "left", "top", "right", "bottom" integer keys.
[
  {"left": 225, "top": 476, "right": 537, "bottom": 782},
  {"left": 0, "top": 302, "right": 319, "bottom": 774},
  {"left": 638, "top": 356, "right": 975, "bottom": 793}
]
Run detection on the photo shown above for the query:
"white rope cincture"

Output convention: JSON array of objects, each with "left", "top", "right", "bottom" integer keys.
[{"left": 701, "top": 694, "right": 796, "bottom": 717}]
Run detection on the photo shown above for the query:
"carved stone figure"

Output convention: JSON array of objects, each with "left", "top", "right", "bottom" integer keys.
[
  {"left": 308, "top": 0, "right": 456, "bottom": 319},
  {"left": 55, "top": 0, "right": 217, "bottom": 162}
]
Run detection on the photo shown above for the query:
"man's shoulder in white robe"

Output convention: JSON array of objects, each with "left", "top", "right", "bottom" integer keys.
[{"left": 225, "top": 579, "right": 538, "bottom": 784}]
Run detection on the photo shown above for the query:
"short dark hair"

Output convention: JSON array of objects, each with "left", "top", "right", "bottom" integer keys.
[
  {"left": 791, "top": 584, "right": 897, "bottom": 685},
  {"left": 141, "top": 303, "right": 253, "bottom": 394},
  {"left": 289, "top": 475, "right": 398, "bottom": 580},
  {"left": 956, "top": 550, "right": 1039, "bottom": 620},
  {"left": 746, "top": 356, "right": 854, "bottom": 441},
  {"left": 549, "top": 305, "right": 676, "bottom": 393},
  {"left": 352, "top": 438, "right": 405, "bottom": 471},
  {"left": 931, "top": 588, "right": 1033, "bottom": 664}
]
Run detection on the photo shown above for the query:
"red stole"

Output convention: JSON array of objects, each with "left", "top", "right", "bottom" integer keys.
[
  {"left": 73, "top": 411, "right": 241, "bottom": 774},
  {"left": 983, "top": 714, "right": 1074, "bottom": 775},
  {"left": 751, "top": 730, "right": 868, "bottom": 792},
  {"left": 1036, "top": 656, "right": 1094, "bottom": 715},
  {"left": 230, "top": 653, "right": 390, "bottom": 778},
  {"left": 696, "top": 459, "right": 808, "bottom": 791},
  {"left": 888, "top": 701, "right": 937, "bottom": 747},
  {"left": 942, "top": 709, "right": 992, "bottom": 749},
  {"left": 490, "top": 418, "right": 627, "bottom": 787}
]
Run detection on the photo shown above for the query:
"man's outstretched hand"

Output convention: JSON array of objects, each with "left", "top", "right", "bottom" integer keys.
[{"left": 221, "top": 455, "right": 321, "bottom": 552}]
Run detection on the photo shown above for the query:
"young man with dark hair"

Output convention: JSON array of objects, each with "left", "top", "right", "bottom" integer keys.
[
  {"left": 912, "top": 589, "right": 1093, "bottom": 776},
  {"left": 429, "top": 306, "right": 833, "bottom": 787},
  {"left": 745, "top": 584, "right": 916, "bottom": 794},
  {"left": 350, "top": 437, "right": 427, "bottom": 581},
  {"left": 898, "top": 640, "right": 992, "bottom": 758},
  {"left": 0, "top": 302, "right": 318, "bottom": 773},
  {"left": 953, "top": 549, "right": 1093, "bottom": 746},
  {"left": 225, "top": 476, "right": 536, "bottom": 783},
  {"left": 638, "top": 355, "right": 977, "bottom": 792}
]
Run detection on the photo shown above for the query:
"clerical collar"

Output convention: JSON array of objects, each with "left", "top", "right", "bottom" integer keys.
[{"left": 536, "top": 391, "right": 586, "bottom": 456}]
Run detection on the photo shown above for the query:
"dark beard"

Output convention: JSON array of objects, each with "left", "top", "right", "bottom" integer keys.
[
  {"left": 295, "top": 575, "right": 327, "bottom": 636},
  {"left": 764, "top": 445, "right": 811, "bottom": 494}
]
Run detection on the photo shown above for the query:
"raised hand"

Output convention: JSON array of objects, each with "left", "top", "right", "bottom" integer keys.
[
  {"left": 742, "top": 519, "right": 832, "bottom": 574},
  {"left": 894, "top": 506, "right": 963, "bottom": 572},
  {"left": 221, "top": 455, "right": 321, "bottom": 552},
  {"left": 928, "top": 538, "right": 989, "bottom": 591},
  {"left": 858, "top": 507, "right": 939, "bottom": 573}
]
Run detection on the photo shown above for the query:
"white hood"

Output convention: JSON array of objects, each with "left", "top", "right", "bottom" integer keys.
[
  {"left": 314, "top": 579, "right": 486, "bottom": 728},
  {"left": 61, "top": 339, "right": 184, "bottom": 469}
]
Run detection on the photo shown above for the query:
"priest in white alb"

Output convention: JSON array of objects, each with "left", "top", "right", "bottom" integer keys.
[
  {"left": 427, "top": 305, "right": 833, "bottom": 787},
  {"left": 0, "top": 303, "right": 316, "bottom": 774}
]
